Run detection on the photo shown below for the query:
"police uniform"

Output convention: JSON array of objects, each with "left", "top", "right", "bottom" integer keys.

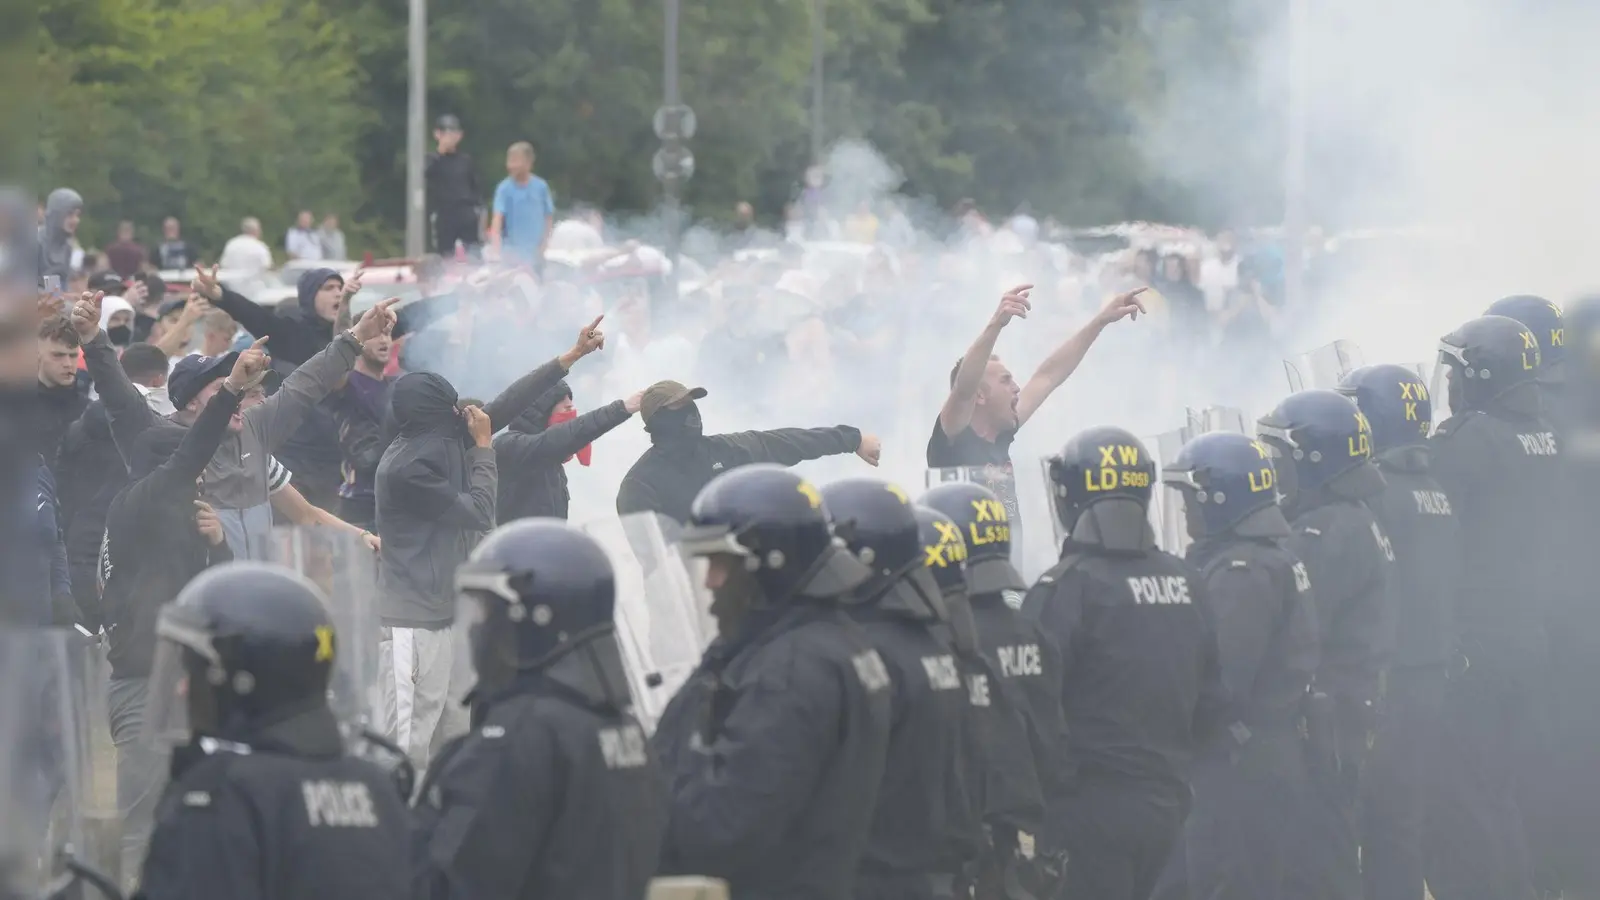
[
  {"left": 135, "top": 563, "right": 410, "bottom": 900},
  {"left": 1150, "top": 431, "right": 1319, "bottom": 900},
  {"left": 654, "top": 466, "right": 893, "bottom": 900},
  {"left": 1259, "top": 390, "right": 1392, "bottom": 900},
  {"left": 1023, "top": 427, "right": 1228, "bottom": 900},
  {"left": 1425, "top": 315, "right": 1562, "bottom": 900},
  {"left": 412, "top": 521, "right": 667, "bottom": 900},
  {"left": 1338, "top": 364, "right": 1464, "bottom": 900},
  {"left": 824, "top": 478, "right": 983, "bottom": 900}
]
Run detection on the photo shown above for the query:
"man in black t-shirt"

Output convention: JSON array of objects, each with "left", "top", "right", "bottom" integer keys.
[
  {"left": 425, "top": 114, "right": 482, "bottom": 256},
  {"left": 927, "top": 283, "right": 1147, "bottom": 470}
]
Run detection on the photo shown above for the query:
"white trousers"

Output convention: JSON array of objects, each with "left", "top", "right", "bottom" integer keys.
[{"left": 378, "top": 625, "right": 472, "bottom": 775}]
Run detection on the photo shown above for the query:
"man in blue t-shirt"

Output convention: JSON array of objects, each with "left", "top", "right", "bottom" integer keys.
[{"left": 489, "top": 141, "right": 555, "bottom": 268}]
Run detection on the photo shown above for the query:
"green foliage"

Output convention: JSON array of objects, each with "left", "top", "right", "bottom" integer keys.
[{"left": 36, "top": 0, "right": 1272, "bottom": 252}]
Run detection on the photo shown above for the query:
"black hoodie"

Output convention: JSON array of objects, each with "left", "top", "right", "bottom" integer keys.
[
  {"left": 36, "top": 378, "right": 89, "bottom": 473},
  {"left": 493, "top": 380, "right": 633, "bottom": 522}
]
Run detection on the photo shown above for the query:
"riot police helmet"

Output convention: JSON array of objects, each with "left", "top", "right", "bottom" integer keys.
[
  {"left": 1337, "top": 364, "right": 1433, "bottom": 452},
  {"left": 148, "top": 562, "right": 336, "bottom": 741},
  {"left": 1162, "top": 432, "right": 1287, "bottom": 540},
  {"left": 823, "top": 478, "right": 946, "bottom": 618},
  {"left": 913, "top": 505, "right": 968, "bottom": 598},
  {"left": 920, "top": 481, "right": 1026, "bottom": 595},
  {"left": 1486, "top": 295, "right": 1564, "bottom": 378},
  {"left": 456, "top": 519, "right": 617, "bottom": 696},
  {"left": 1046, "top": 425, "right": 1156, "bottom": 527},
  {"left": 1257, "top": 389, "right": 1376, "bottom": 507},
  {"left": 679, "top": 464, "right": 871, "bottom": 607},
  {"left": 1433, "top": 314, "right": 1542, "bottom": 416}
]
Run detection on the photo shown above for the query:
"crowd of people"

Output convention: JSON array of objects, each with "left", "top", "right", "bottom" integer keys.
[{"left": 5, "top": 144, "right": 1600, "bottom": 900}]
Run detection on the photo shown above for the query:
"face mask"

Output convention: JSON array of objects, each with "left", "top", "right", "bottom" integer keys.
[
  {"left": 648, "top": 401, "right": 703, "bottom": 441},
  {"left": 107, "top": 325, "right": 131, "bottom": 346}
]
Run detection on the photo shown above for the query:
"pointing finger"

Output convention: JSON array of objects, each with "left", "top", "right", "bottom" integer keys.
[
  {"left": 250, "top": 335, "right": 270, "bottom": 350},
  {"left": 586, "top": 314, "right": 605, "bottom": 332}
]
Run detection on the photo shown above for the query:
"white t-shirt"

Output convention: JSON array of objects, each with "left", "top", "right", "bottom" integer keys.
[
  {"left": 219, "top": 234, "right": 275, "bottom": 276},
  {"left": 1199, "top": 254, "right": 1240, "bottom": 313}
]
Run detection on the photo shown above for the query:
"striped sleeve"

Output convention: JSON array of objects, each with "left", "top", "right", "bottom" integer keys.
[{"left": 267, "top": 456, "right": 293, "bottom": 494}]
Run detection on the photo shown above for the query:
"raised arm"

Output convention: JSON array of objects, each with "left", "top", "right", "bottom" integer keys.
[
  {"left": 716, "top": 424, "right": 875, "bottom": 468},
  {"left": 1015, "top": 288, "right": 1145, "bottom": 427},
  {"left": 191, "top": 264, "right": 285, "bottom": 350},
  {"left": 494, "top": 397, "right": 635, "bottom": 469},
  {"left": 482, "top": 315, "right": 606, "bottom": 432},
  {"left": 69, "top": 292, "right": 158, "bottom": 464},
  {"left": 940, "top": 286, "right": 1032, "bottom": 437}
]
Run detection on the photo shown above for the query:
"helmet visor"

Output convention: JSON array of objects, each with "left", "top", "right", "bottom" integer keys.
[{"left": 144, "top": 605, "right": 218, "bottom": 747}]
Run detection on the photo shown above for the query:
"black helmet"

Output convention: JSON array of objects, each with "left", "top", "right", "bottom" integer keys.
[
  {"left": 920, "top": 481, "right": 1026, "bottom": 596},
  {"left": 1436, "top": 314, "right": 1541, "bottom": 415},
  {"left": 1161, "top": 432, "right": 1284, "bottom": 539},
  {"left": 1486, "top": 295, "right": 1564, "bottom": 376},
  {"left": 1337, "top": 364, "right": 1433, "bottom": 452},
  {"left": 1046, "top": 425, "right": 1156, "bottom": 527},
  {"left": 913, "top": 505, "right": 968, "bottom": 597},
  {"left": 151, "top": 562, "right": 336, "bottom": 740},
  {"left": 822, "top": 478, "right": 945, "bottom": 618},
  {"left": 680, "top": 465, "right": 871, "bottom": 605},
  {"left": 456, "top": 519, "right": 625, "bottom": 703},
  {"left": 1257, "top": 389, "right": 1375, "bottom": 506}
]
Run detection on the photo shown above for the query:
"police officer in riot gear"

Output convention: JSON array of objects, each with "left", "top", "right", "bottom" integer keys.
[
  {"left": 1255, "top": 389, "right": 1391, "bottom": 900},
  {"left": 1153, "top": 431, "right": 1319, "bottom": 900},
  {"left": 1487, "top": 295, "right": 1566, "bottom": 387},
  {"left": 822, "top": 478, "right": 984, "bottom": 900},
  {"left": 136, "top": 562, "right": 410, "bottom": 900},
  {"left": 1021, "top": 426, "right": 1227, "bottom": 900},
  {"left": 919, "top": 486, "right": 1064, "bottom": 898},
  {"left": 653, "top": 464, "right": 893, "bottom": 900},
  {"left": 1426, "top": 314, "right": 1564, "bottom": 900},
  {"left": 1336, "top": 364, "right": 1464, "bottom": 900},
  {"left": 411, "top": 519, "right": 666, "bottom": 900}
]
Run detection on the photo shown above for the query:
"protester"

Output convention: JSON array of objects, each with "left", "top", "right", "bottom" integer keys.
[
  {"left": 217, "top": 216, "right": 274, "bottom": 275},
  {"left": 375, "top": 315, "right": 606, "bottom": 772},
  {"left": 33, "top": 457, "right": 78, "bottom": 629},
  {"left": 285, "top": 209, "right": 323, "bottom": 261},
  {"left": 329, "top": 331, "right": 394, "bottom": 529},
  {"left": 488, "top": 141, "right": 554, "bottom": 268},
  {"left": 614, "top": 380, "right": 882, "bottom": 524},
  {"left": 317, "top": 212, "right": 348, "bottom": 260},
  {"left": 38, "top": 188, "right": 83, "bottom": 287},
  {"left": 149, "top": 293, "right": 209, "bottom": 361},
  {"left": 427, "top": 114, "right": 481, "bottom": 256},
  {"left": 98, "top": 294, "right": 135, "bottom": 349},
  {"left": 199, "top": 308, "right": 236, "bottom": 357},
  {"left": 99, "top": 339, "right": 265, "bottom": 881},
  {"left": 104, "top": 221, "right": 146, "bottom": 279},
  {"left": 36, "top": 315, "right": 89, "bottom": 471},
  {"left": 494, "top": 380, "right": 642, "bottom": 522},
  {"left": 150, "top": 216, "right": 198, "bottom": 271}
]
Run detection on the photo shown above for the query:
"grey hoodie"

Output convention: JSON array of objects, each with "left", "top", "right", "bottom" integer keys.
[{"left": 38, "top": 188, "right": 82, "bottom": 285}]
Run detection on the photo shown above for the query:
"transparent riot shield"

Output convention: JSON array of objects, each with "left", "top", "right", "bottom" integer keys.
[
  {"left": 924, "top": 463, "right": 1056, "bottom": 583},
  {"left": 264, "top": 528, "right": 382, "bottom": 733},
  {"left": 1146, "top": 428, "right": 1191, "bottom": 554},
  {"left": 580, "top": 513, "right": 715, "bottom": 733},
  {"left": 0, "top": 630, "right": 121, "bottom": 899},
  {"left": 1284, "top": 339, "right": 1366, "bottom": 392}
]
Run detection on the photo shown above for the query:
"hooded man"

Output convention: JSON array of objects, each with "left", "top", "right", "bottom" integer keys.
[
  {"left": 196, "top": 264, "right": 359, "bottom": 510},
  {"left": 38, "top": 188, "right": 82, "bottom": 287},
  {"left": 97, "top": 294, "right": 135, "bottom": 348},
  {"left": 614, "top": 380, "right": 883, "bottom": 525},
  {"left": 494, "top": 380, "right": 642, "bottom": 522},
  {"left": 375, "top": 315, "right": 607, "bottom": 772}
]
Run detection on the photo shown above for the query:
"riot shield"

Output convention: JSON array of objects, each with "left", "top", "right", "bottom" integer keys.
[
  {"left": 0, "top": 630, "right": 119, "bottom": 899},
  {"left": 924, "top": 463, "right": 1056, "bottom": 583},
  {"left": 264, "top": 528, "right": 382, "bottom": 733},
  {"left": 1284, "top": 339, "right": 1366, "bottom": 392},
  {"left": 1146, "top": 428, "right": 1191, "bottom": 554},
  {"left": 580, "top": 513, "right": 715, "bottom": 733}
]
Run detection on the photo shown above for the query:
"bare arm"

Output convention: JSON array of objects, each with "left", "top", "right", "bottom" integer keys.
[
  {"left": 939, "top": 285, "right": 1032, "bottom": 437},
  {"left": 1016, "top": 288, "right": 1146, "bottom": 427},
  {"left": 152, "top": 297, "right": 207, "bottom": 358},
  {"left": 488, "top": 213, "right": 504, "bottom": 255}
]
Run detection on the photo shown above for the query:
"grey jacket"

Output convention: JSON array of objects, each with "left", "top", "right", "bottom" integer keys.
[{"left": 82, "top": 329, "right": 361, "bottom": 558}]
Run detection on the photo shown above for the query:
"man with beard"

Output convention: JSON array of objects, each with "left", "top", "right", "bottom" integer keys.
[
  {"left": 375, "top": 317, "right": 606, "bottom": 773},
  {"left": 615, "top": 380, "right": 882, "bottom": 525},
  {"left": 35, "top": 315, "right": 88, "bottom": 472},
  {"left": 329, "top": 331, "right": 394, "bottom": 530},
  {"left": 37, "top": 188, "right": 82, "bottom": 288},
  {"left": 194, "top": 263, "right": 365, "bottom": 510},
  {"left": 495, "top": 380, "right": 643, "bottom": 522}
]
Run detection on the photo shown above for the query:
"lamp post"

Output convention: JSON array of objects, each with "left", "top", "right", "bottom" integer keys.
[
  {"left": 404, "top": 0, "right": 427, "bottom": 257},
  {"left": 654, "top": 0, "right": 695, "bottom": 303},
  {"left": 811, "top": 0, "right": 825, "bottom": 164}
]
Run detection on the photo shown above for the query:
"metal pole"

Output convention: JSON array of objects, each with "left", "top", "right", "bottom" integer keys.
[
  {"left": 663, "top": 0, "right": 681, "bottom": 302},
  {"left": 1283, "top": 0, "right": 1309, "bottom": 310},
  {"left": 811, "top": 0, "right": 825, "bottom": 164},
  {"left": 404, "top": 0, "right": 427, "bottom": 258}
]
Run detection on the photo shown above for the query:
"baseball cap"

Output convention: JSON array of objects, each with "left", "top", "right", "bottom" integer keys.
[
  {"left": 87, "top": 271, "right": 123, "bottom": 293},
  {"left": 157, "top": 297, "right": 187, "bottom": 318},
  {"left": 167, "top": 351, "right": 239, "bottom": 410},
  {"left": 435, "top": 114, "right": 462, "bottom": 132},
  {"left": 640, "top": 380, "right": 707, "bottom": 425}
]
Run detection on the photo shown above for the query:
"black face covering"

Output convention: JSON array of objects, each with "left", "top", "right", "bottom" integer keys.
[
  {"left": 648, "top": 401, "right": 704, "bottom": 443},
  {"left": 107, "top": 324, "right": 131, "bottom": 346}
]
